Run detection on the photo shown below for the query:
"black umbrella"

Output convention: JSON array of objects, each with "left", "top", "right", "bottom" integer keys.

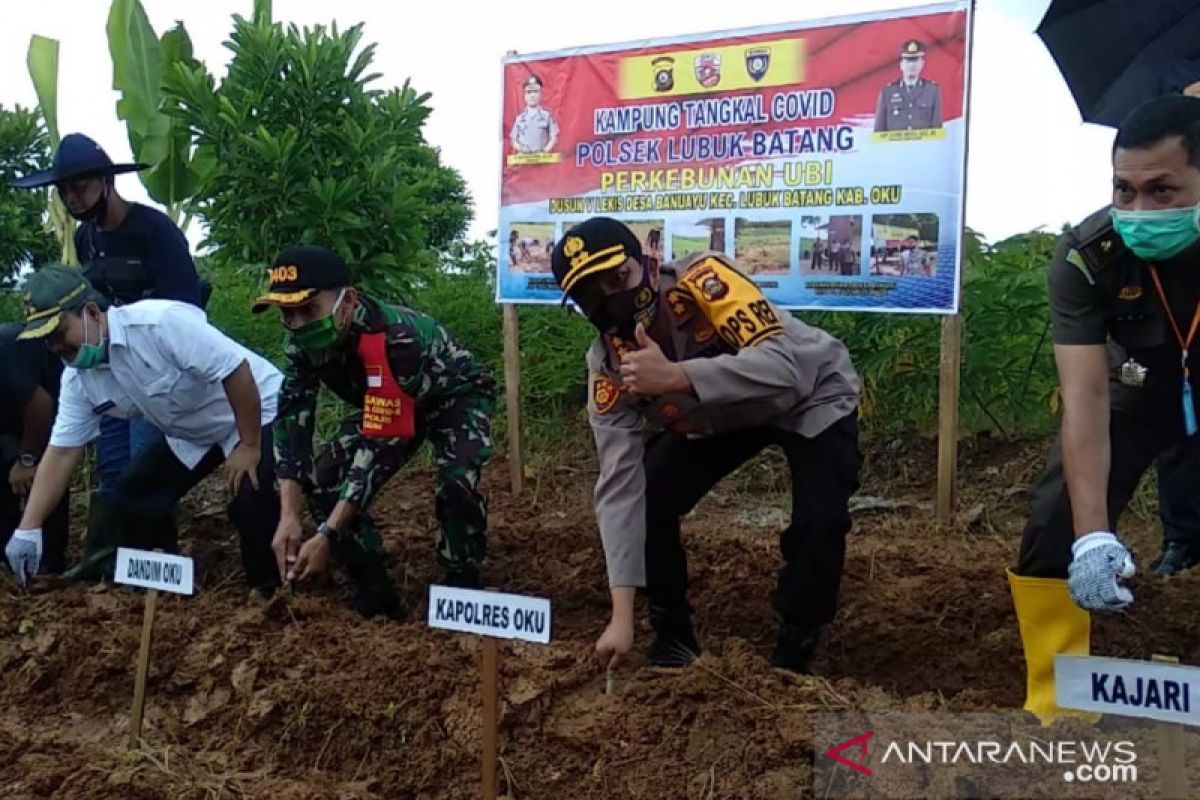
[{"left": 1036, "top": 0, "right": 1200, "bottom": 127}]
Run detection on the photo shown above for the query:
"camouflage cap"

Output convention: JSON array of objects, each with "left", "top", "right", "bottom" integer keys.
[{"left": 18, "top": 265, "right": 100, "bottom": 340}]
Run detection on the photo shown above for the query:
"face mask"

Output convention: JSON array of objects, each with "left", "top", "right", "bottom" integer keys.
[
  {"left": 290, "top": 289, "right": 348, "bottom": 353},
  {"left": 1110, "top": 204, "right": 1200, "bottom": 261},
  {"left": 71, "top": 308, "right": 106, "bottom": 370},
  {"left": 588, "top": 262, "right": 658, "bottom": 340},
  {"left": 68, "top": 182, "right": 109, "bottom": 226}
]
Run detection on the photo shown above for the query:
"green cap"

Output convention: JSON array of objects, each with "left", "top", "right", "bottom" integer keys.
[{"left": 18, "top": 266, "right": 100, "bottom": 340}]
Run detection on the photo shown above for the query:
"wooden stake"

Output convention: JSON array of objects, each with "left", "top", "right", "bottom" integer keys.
[
  {"left": 1152, "top": 654, "right": 1188, "bottom": 799},
  {"left": 936, "top": 0, "right": 977, "bottom": 525},
  {"left": 936, "top": 314, "right": 963, "bottom": 523},
  {"left": 129, "top": 588, "right": 158, "bottom": 748},
  {"left": 481, "top": 637, "right": 500, "bottom": 800},
  {"left": 502, "top": 304, "right": 524, "bottom": 496}
]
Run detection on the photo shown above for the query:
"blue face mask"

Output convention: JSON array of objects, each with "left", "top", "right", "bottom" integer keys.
[{"left": 1110, "top": 204, "right": 1200, "bottom": 261}]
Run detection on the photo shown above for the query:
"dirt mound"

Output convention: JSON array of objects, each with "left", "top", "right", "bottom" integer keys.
[{"left": 4, "top": 438, "right": 1200, "bottom": 799}]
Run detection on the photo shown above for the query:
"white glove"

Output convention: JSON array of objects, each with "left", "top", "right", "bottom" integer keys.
[
  {"left": 5, "top": 528, "right": 43, "bottom": 587},
  {"left": 1068, "top": 531, "right": 1136, "bottom": 611}
]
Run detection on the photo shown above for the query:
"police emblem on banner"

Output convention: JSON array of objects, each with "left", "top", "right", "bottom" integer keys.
[
  {"left": 652, "top": 56, "right": 675, "bottom": 92},
  {"left": 693, "top": 52, "right": 721, "bottom": 88},
  {"left": 745, "top": 47, "right": 770, "bottom": 82}
]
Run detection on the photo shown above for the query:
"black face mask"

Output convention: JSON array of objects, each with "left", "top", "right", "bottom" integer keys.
[
  {"left": 588, "top": 258, "right": 659, "bottom": 340},
  {"left": 67, "top": 182, "right": 109, "bottom": 225}
]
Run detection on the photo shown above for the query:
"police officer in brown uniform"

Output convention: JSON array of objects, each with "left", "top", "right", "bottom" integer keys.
[
  {"left": 1010, "top": 96, "right": 1200, "bottom": 722},
  {"left": 874, "top": 40, "right": 943, "bottom": 133},
  {"left": 551, "top": 217, "right": 861, "bottom": 673}
]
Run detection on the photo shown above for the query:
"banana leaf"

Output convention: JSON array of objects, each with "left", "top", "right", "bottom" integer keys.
[
  {"left": 107, "top": 0, "right": 197, "bottom": 215},
  {"left": 27, "top": 34, "right": 76, "bottom": 265}
]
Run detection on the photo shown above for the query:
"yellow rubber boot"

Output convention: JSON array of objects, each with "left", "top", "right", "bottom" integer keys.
[{"left": 1007, "top": 569, "right": 1097, "bottom": 725}]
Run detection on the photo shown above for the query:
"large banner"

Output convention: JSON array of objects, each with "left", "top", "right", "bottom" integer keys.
[{"left": 497, "top": 2, "right": 971, "bottom": 312}]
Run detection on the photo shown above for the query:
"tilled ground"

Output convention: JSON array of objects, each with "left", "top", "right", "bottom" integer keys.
[{"left": 3, "top": 434, "right": 1199, "bottom": 799}]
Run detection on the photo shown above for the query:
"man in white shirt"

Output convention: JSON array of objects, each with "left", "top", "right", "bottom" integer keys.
[{"left": 4, "top": 267, "right": 282, "bottom": 593}]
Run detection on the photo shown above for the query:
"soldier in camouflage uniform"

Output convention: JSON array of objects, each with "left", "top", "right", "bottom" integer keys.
[{"left": 253, "top": 246, "right": 496, "bottom": 619}]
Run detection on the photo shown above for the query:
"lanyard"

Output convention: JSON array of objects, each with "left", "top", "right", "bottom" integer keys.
[{"left": 1148, "top": 265, "right": 1200, "bottom": 435}]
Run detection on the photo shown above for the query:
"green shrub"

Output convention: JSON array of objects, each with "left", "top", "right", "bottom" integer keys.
[
  {"left": 162, "top": 14, "right": 471, "bottom": 298},
  {"left": 0, "top": 288, "right": 21, "bottom": 321},
  {"left": 195, "top": 226, "right": 1065, "bottom": 451},
  {"left": 200, "top": 259, "right": 285, "bottom": 364},
  {"left": 410, "top": 240, "right": 593, "bottom": 426},
  {"left": 0, "top": 104, "right": 58, "bottom": 283},
  {"left": 807, "top": 229, "right": 1060, "bottom": 438}
]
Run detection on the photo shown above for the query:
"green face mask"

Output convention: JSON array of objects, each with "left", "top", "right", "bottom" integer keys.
[
  {"left": 1110, "top": 204, "right": 1200, "bottom": 261},
  {"left": 71, "top": 309, "right": 106, "bottom": 370},
  {"left": 289, "top": 289, "right": 347, "bottom": 353}
]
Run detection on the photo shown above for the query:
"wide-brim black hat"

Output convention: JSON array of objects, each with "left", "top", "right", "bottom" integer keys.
[{"left": 10, "top": 133, "right": 149, "bottom": 189}]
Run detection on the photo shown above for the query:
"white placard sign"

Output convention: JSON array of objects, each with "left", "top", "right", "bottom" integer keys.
[
  {"left": 427, "top": 585, "right": 551, "bottom": 644},
  {"left": 114, "top": 548, "right": 195, "bottom": 596},
  {"left": 1056, "top": 654, "right": 1200, "bottom": 727}
]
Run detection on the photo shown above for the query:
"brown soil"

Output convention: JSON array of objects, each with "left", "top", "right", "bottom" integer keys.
[
  {"left": 4, "top": 434, "right": 1200, "bottom": 799},
  {"left": 735, "top": 246, "right": 791, "bottom": 275},
  {"left": 508, "top": 252, "right": 552, "bottom": 274}
]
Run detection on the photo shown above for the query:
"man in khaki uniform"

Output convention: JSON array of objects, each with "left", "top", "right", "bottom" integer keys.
[
  {"left": 874, "top": 39, "right": 943, "bottom": 132},
  {"left": 509, "top": 75, "right": 559, "bottom": 154},
  {"left": 550, "top": 217, "right": 861, "bottom": 673}
]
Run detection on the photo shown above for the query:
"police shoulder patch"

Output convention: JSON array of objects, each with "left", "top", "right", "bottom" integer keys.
[
  {"left": 592, "top": 372, "right": 620, "bottom": 414},
  {"left": 682, "top": 260, "right": 730, "bottom": 302},
  {"left": 680, "top": 256, "right": 783, "bottom": 349}
]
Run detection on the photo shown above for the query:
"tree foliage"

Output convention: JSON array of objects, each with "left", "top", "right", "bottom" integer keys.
[
  {"left": 0, "top": 105, "right": 58, "bottom": 282},
  {"left": 162, "top": 15, "right": 471, "bottom": 296},
  {"left": 807, "top": 228, "right": 1061, "bottom": 438}
]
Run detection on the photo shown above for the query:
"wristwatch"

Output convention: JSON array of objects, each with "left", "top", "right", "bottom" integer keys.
[
  {"left": 18, "top": 452, "right": 38, "bottom": 468},
  {"left": 317, "top": 521, "right": 343, "bottom": 542}
]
